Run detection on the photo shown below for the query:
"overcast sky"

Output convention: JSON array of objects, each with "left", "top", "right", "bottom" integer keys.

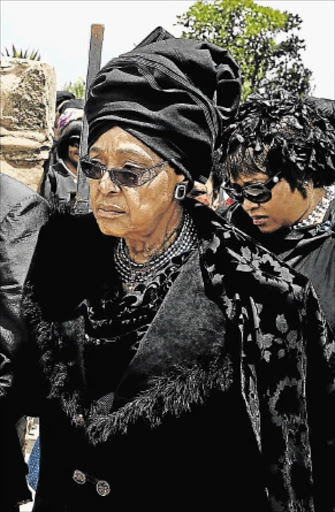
[{"left": 1, "top": 0, "right": 334, "bottom": 99}]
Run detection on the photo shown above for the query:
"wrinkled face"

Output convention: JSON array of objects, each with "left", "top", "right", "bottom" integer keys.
[
  {"left": 89, "top": 127, "right": 184, "bottom": 240},
  {"left": 230, "top": 172, "right": 310, "bottom": 233}
]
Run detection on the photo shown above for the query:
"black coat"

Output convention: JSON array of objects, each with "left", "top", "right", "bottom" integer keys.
[
  {"left": 12, "top": 200, "right": 335, "bottom": 511},
  {"left": 221, "top": 199, "right": 335, "bottom": 334},
  {"left": 0, "top": 174, "right": 49, "bottom": 510},
  {"left": 39, "top": 157, "right": 77, "bottom": 207}
]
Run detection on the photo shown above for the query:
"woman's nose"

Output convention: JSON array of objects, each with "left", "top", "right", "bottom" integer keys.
[
  {"left": 98, "top": 172, "right": 121, "bottom": 194},
  {"left": 242, "top": 197, "right": 260, "bottom": 211}
]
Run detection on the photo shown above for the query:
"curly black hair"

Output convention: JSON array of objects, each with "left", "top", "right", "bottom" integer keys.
[{"left": 221, "top": 90, "right": 335, "bottom": 197}]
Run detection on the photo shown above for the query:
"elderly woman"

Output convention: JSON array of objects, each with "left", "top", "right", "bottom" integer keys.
[
  {"left": 221, "top": 90, "right": 335, "bottom": 334},
  {"left": 7, "top": 29, "right": 333, "bottom": 512}
]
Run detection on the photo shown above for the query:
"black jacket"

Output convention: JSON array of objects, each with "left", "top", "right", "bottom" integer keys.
[
  {"left": 0, "top": 174, "right": 49, "bottom": 510},
  {"left": 7, "top": 200, "right": 335, "bottom": 511},
  {"left": 40, "top": 155, "right": 77, "bottom": 207},
  {"left": 221, "top": 198, "right": 335, "bottom": 334}
]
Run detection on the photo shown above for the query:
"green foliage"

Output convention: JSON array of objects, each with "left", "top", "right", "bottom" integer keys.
[
  {"left": 1, "top": 44, "right": 41, "bottom": 61},
  {"left": 176, "top": 0, "right": 313, "bottom": 100},
  {"left": 63, "top": 77, "right": 85, "bottom": 99}
]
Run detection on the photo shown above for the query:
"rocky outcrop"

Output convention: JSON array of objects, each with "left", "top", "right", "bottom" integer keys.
[{"left": 0, "top": 58, "right": 56, "bottom": 191}]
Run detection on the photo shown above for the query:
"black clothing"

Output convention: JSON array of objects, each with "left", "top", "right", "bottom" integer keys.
[
  {"left": 82, "top": 249, "right": 195, "bottom": 400},
  {"left": 306, "top": 97, "right": 335, "bottom": 128},
  {"left": 13, "top": 200, "right": 335, "bottom": 511},
  {"left": 222, "top": 198, "right": 335, "bottom": 334},
  {"left": 0, "top": 174, "right": 49, "bottom": 510},
  {"left": 40, "top": 158, "right": 77, "bottom": 208}
]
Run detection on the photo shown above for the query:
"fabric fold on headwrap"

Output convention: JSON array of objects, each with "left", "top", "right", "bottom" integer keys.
[{"left": 85, "top": 27, "right": 241, "bottom": 182}]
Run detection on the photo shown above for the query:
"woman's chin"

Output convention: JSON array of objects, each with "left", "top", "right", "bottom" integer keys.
[
  {"left": 95, "top": 218, "right": 123, "bottom": 238},
  {"left": 257, "top": 223, "right": 277, "bottom": 234}
]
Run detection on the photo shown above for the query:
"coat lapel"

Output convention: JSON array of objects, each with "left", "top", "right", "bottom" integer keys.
[{"left": 113, "top": 249, "right": 228, "bottom": 407}]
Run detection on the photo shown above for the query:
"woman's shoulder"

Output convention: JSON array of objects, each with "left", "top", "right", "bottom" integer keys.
[
  {"left": 25, "top": 211, "right": 114, "bottom": 315},
  {"left": 0, "top": 174, "right": 49, "bottom": 221},
  {"left": 189, "top": 200, "right": 309, "bottom": 297},
  {"left": 38, "top": 210, "right": 98, "bottom": 250},
  {"left": 38, "top": 210, "right": 119, "bottom": 271}
]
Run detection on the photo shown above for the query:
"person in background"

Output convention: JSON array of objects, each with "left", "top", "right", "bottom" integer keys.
[
  {"left": 0, "top": 174, "right": 49, "bottom": 511},
  {"left": 39, "top": 99, "right": 84, "bottom": 208},
  {"left": 39, "top": 91, "right": 77, "bottom": 196},
  {"left": 54, "top": 90, "right": 76, "bottom": 139},
  {"left": 221, "top": 90, "right": 335, "bottom": 512},
  {"left": 4, "top": 29, "right": 335, "bottom": 512},
  {"left": 221, "top": 90, "right": 335, "bottom": 335}
]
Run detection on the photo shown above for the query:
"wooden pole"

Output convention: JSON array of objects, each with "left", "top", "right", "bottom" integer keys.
[{"left": 76, "top": 24, "right": 105, "bottom": 214}]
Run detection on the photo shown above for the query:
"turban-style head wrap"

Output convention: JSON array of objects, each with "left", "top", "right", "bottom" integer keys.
[
  {"left": 85, "top": 27, "right": 242, "bottom": 183},
  {"left": 56, "top": 90, "right": 75, "bottom": 110}
]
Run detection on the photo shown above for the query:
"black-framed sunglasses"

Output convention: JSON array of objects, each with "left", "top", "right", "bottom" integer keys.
[
  {"left": 68, "top": 136, "right": 80, "bottom": 148},
  {"left": 80, "top": 154, "right": 168, "bottom": 188},
  {"left": 222, "top": 172, "right": 282, "bottom": 204}
]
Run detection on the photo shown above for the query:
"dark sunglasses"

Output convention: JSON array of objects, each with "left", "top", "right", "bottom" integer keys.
[
  {"left": 222, "top": 172, "right": 282, "bottom": 204},
  {"left": 68, "top": 136, "right": 80, "bottom": 148},
  {"left": 80, "top": 155, "right": 168, "bottom": 188}
]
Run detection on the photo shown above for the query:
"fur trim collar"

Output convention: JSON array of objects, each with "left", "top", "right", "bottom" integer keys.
[
  {"left": 67, "top": 357, "right": 233, "bottom": 445},
  {"left": 22, "top": 199, "right": 310, "bottom": 443}
]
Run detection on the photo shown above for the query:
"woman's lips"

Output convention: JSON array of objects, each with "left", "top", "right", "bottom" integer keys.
[
  {"left": 97, "top": 205, "right": 125, "bottom": 218},
  {"left": 251, "top": 216, "right": 267, "bottom": 226}
]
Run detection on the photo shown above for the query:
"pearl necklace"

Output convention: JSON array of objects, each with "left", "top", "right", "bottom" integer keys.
[
  {"left": 114, "top": 211, "right": 198, "bottom": 288},
  {"left": 292, "top": 187, "right": 335, "bottom": 230}
]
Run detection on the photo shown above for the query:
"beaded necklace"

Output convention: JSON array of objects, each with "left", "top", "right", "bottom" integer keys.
[
  {"left": 292, "top": 187, "right": 335, "bottom": 230},
  {"left": 114, "top": 211, "right": 198, "bottom": 289}
]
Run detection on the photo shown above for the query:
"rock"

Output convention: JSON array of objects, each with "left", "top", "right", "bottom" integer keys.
[{"left": 0, "top": 58, "right": 56, "bottom": 191}]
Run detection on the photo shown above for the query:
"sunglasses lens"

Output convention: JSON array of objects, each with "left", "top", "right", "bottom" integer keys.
[
  {"left": 113, "top": 170, "right": 139, "bottom": 187},
  {"left": 244, "top": 185, "right": 271, "bottom": 203},
  {"left": 69, "top": 137, "right": 80, "bottom": 148},
  {"left": 81, "top": 161, "right": 103, "bottom": 179},
  {"left": 80, "top": 159, "right": 164, "bottom": 187}
]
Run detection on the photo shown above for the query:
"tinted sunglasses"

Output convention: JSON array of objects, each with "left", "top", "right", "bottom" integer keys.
[
  {"left": 68, "top": 136, "right": 80, "bottom": 148},
  {"left": 80, "top": 154, "right": 168, "bottom": 188},
  {"left": 222, "top": 172, "right": 282, "bottom": 204}
]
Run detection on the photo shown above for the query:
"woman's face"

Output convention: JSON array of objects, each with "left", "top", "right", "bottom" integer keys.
[
  {"left": 230, "top": 172, "right": 310, "bottom": 233},
  {"left": 67, "top": 141, "right": 80, "bottom": 167},
  {"left": 89, "top": 127, "right": 184, "bottom": 240}
]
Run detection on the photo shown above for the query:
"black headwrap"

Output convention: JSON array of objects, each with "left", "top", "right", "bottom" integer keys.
[
  {"left": 56, "top": 90, "right": 75, "bottom": 109},
  {"left": 85, "top": 27, "right": 241, "bottom": 182}
]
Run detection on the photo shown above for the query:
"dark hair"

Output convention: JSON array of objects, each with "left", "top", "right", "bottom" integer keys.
[
  {"left": 221, "top": 90, "right": 335, "bottom": 196},
  {"left": 211, "top": 150, "right": 224, "bottom": 193}
]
